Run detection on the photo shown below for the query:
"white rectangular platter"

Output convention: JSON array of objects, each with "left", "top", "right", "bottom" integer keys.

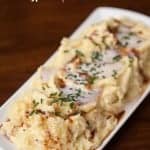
[{"left": 0, "top": 7, "right": 150, "bottom": 150}]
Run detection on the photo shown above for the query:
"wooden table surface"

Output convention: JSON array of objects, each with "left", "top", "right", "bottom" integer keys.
[{"left": 0, "top": 0, "right": 149, "bottom": 149}]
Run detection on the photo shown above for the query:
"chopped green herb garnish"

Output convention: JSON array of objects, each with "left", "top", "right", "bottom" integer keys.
[
  {"left": 91, "top": 51, "right": 103, "bottom": 61},
  {"left": 85, "top": 62, "right": 90, "bottom": 66},
  {"left": 113, "top": 55, "right": 121, "bottom": 62},
  {"left": 87, "top": 75, "right": 97, "bottom": 84},
  {"left": 70, "top": 102, "right": 75, "bottom": 109},
  {"left": 74, "top": 74, "right": 77, "bottom": 78},
  {"left": 128, "top": 56, "right": 134, "bottom": 67},
  {"left": 123, "top": 35, "right": 130, "bottom": 39},
  {"left": 42, "top": 86, "right": 46, "bottom": 90},
  {"left": 29, "top": 109, "right": 40, "bottom": 116},
  {"left": 102, "top": 75, "right": 106, "bottom": 79},
  {"left": 42, "top": 83, "right": 49, "bottom": 90},
  {"left": 55, "top": 111, "right": 60, "bottom": 116},
  {"left": 58, "top": 91, "right": 63, "bottom": 96},
  {"left": 50, "top": 88, "right": 83, "bottom": 105},
  {"left": 64, "top": 50, "right": 69, "bottom": 53},
  {"left": 76, "top": 88, "right": 81, "bottom": 97},
  {"left": 49, "top": 92, "right": 58, "bottom": 97},
  {"left": 51, "top": 98, "right": 60, "bottom": 104},
  {"left": 40, "top": 98, "right": 43, "bottom": 104},
  {"left": 112, "top": 70, "right": 117, "bottom": 78},
  {"left": 124, "top": 41, "right": 129, "bottom": 46},
  {"left": 137, "top": 40, "right": 142, "bottom": 43},
  {"left": 29, "top": 100, "right": 39, "bottom": 116},
  {"left": 75, "top": 50, "right": 84, "bottom": 57},
  {"left": 45, "top": 83, "right": 49, "bottom": 88},
  {"left": 51, "top": 92, "right": 76, "bottom": 104},
  {"left": 29, "top": 110, "right": 36, "bottom": 116},
  {"left": 80, "top": 82, "right": 86, "bottom": 85},
  {"left": 67, "top": 73, "right": 77, "bottom": 78},
  {"left": 129, "top": 32, "right": 134, "bottom": 36},
  {"left": 32, "top": 100, "right": 39, "bottom": 108},
  {"left": 90, "top": 67, "right": 96, "bottom": 72}
]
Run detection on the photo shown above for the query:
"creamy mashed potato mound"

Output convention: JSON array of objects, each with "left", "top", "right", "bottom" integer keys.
[{"left": 0, "top": 18, "right": 150, "bottom": 150}]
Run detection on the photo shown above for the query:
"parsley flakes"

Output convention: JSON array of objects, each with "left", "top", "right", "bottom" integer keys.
[
  {"left": 91, "top": 51, "right": 103, "bottom": 61},
  {"left": 87, "top": 75, "right": 97, "bottom": 84},
  {"left": 75, "top": 50, "right": 84, "bottom": 57},
  {"left": 29, "top": 100, "right": 39, "bottom": 116},
  {"left": 113, "top": 55, "right": 121, "bottom": 62},
  {"left": 112, "top": 70, "right": 117, "bottom": 78},
  {"left": 64, "top": 50, "right": 69, "bottom": 53}
]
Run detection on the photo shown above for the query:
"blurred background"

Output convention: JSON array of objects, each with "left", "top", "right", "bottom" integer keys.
[{"left": 0, "top": 0, "right": 149, "bottom": 149}]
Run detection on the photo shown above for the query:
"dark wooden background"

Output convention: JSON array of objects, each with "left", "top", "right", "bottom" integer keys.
[{"left": 0, "top": 0, "right": 149, "bottom": 149}]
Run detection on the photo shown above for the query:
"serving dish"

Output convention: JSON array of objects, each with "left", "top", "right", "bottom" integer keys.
[{"left": 0, "top": 7, "right": 150, "bottom": 150}]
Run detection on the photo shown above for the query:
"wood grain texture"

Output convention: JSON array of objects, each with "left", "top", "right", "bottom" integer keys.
[{"left": 0, "top": 0, "right": 149, "bottom": 149}]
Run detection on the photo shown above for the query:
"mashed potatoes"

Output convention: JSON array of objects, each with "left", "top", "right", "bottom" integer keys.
[{"left": 0, "top": 18, "right": 150, "bottom": 150}]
